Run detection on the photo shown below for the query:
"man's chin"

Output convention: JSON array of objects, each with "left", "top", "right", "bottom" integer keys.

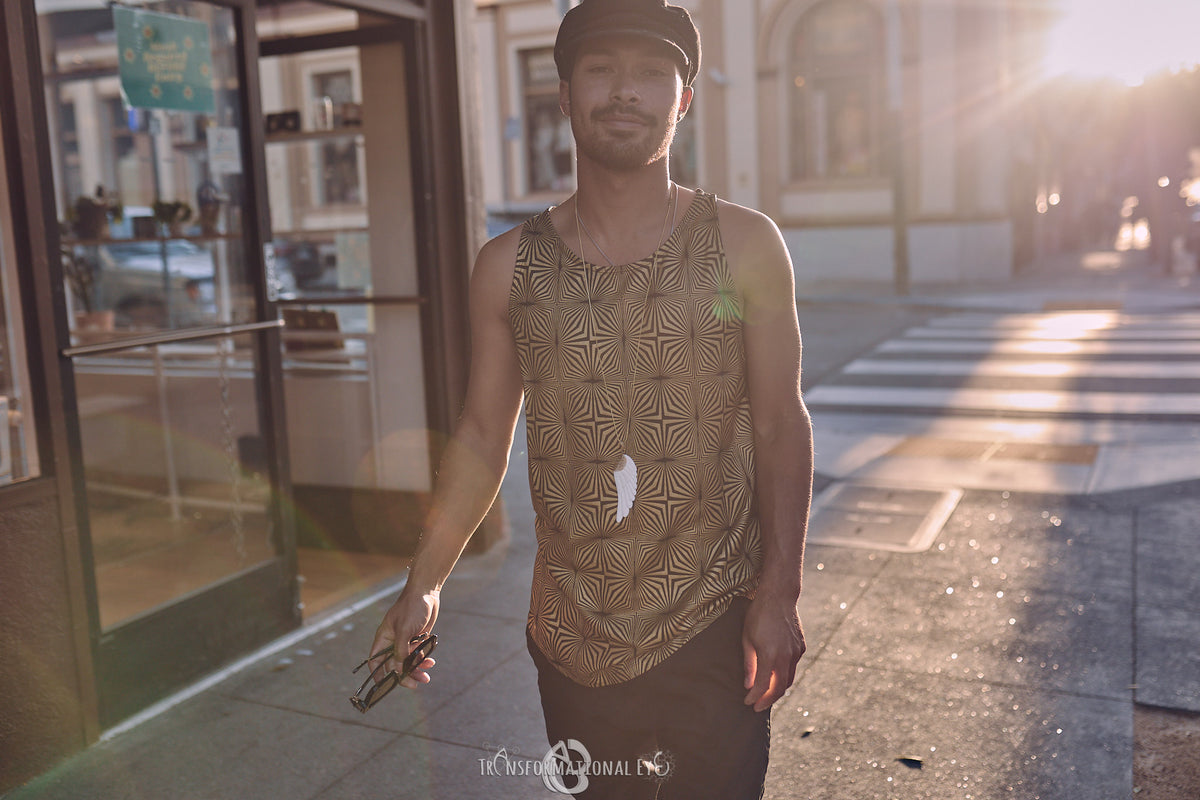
[{"left": 582, "top": 141, "right": 672, "bottom": 172}]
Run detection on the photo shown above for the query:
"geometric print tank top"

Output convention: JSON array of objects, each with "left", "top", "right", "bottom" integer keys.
[{"left": 509, "top": 190, "right": 762, "bottom": 687}]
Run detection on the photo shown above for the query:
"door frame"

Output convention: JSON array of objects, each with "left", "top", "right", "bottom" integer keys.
[
  {"left": 0, "top": 0, "right": 102, "bottom": 745},
  {"left": 40, "top": 0, "right": 299, "bottom": 728}
]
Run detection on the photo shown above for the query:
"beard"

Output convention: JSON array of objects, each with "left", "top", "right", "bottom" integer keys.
[{"left": 570, "top": 101, "right": 679, "bottom": 172}]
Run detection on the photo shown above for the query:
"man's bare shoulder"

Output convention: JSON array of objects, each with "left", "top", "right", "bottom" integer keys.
[
  {"left": 712, "top": 197, "right": 793, "bottom": 277},
  {"left": 476, "top": 223, "right": 525, "bottom": 280},
  {"left": 470, "top": 221, "right": 528, "bottom": 312},
  {"left": 713, "top": 197, "right": 777, "bottom": 233}
]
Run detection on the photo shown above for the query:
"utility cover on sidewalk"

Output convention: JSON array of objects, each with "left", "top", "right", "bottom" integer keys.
[{"left": 807, "top": 482, "right": 963, "bottom": 553}]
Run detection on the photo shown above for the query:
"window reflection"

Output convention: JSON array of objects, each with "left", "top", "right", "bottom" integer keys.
[
  {"left": 41, "top": 3, "right": 256, "bottom": 339},
  {"left": 73, "top": 334, "right": 274, "bottom": 628},
  {"left": 260, "top": 47, "right": 371, "bottom": 296},
  {"left": 311, "top": 69, "right": 363, "bottom": 206},
  {"left": 791, "top": 0, "right": 884, "bottom": 181}
]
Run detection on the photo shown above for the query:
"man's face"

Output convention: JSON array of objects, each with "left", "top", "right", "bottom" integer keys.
[{"left": 561, "top": 34, "right": 693, "bottom": 172}]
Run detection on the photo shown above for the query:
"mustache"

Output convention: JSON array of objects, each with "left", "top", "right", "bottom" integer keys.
[{"left": 590, "top": 104, "right": 657, "bottom": 125}]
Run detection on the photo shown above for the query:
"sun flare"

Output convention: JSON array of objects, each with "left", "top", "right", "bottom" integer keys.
[{"left": 1044, "top": 0, "right": 1200, "bottom": 86}]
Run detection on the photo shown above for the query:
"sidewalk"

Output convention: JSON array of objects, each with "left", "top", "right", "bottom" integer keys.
[{"left": 7, "top": 249, "right": 1199, "bottom": 799}]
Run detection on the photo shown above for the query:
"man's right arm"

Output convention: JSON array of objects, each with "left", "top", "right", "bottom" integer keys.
[{"left": 368, "top": 229, "right": 525, "bottom": 683}]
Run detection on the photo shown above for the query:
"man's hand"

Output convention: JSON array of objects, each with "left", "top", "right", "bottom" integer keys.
[
  {"left": 357, "top": 228, "right": 525, "bottom": 695},
  {"left": 368, "top": 587, "right": 440, "bottom": 688},
  {"left": 742, "top": 591, "right": 806, "bottom": 712}
]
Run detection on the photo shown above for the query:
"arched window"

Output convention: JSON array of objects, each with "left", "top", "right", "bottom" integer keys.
[{"left": 789, "top": 0, "right": 885, "bottom": 181}]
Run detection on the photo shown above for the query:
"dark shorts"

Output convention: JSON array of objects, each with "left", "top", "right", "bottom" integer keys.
[{"left": 527, "top": 598, "right": 770, "bottom": 800}]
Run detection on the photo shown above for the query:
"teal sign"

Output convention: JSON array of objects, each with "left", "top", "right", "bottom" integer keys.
[{"left": 114, "top": 7, "right": 215, "bottom": 114}]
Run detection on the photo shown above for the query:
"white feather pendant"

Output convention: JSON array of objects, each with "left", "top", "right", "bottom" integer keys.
[{"left": 613, "top": 454, "right": 638, "bottom": 522}]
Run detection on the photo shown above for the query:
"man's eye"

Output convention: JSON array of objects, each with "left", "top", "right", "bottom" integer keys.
[{"left": 641, "top": 64, "right": 675, "bottom": 79}]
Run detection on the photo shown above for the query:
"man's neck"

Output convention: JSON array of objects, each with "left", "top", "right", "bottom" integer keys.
[{"left": 573, "top": 158, "right": 676, "bottom": 246}]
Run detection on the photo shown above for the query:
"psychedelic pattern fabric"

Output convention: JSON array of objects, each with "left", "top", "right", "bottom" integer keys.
[{"left": 510, "top": 191, "right": 762, "bottom": 686}]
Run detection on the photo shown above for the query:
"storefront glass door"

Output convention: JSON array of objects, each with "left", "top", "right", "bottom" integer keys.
[
  {"left": 256, "top": 2, "right": 441, "bottom": 617},
  {"left": 38, "top": 0, "right": 297, "bottom": 727}
]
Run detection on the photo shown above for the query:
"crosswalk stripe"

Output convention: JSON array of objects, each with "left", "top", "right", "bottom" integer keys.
[
  {"left": 803, "top": 385, "right": 1200, "bottom": 416},
  {"left": 808, "top": 308, "right": 1200, "bottom": 493},
  {"left": 842, "top": 358, "right": 1200, "bottom": 379},
  {"left": 875, "top": 339, "right": 1200, "bottom": 356},
  {"left": 901, "top": 327, "right": 1200, "bottom": 341},
  {"left": 806, "top": 309, "right": 1200, "bottom": 422},
  {"left": 926, "top": 312, "right": 1200, "bottom": 329}
]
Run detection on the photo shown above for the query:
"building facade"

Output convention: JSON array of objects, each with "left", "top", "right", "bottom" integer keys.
[{"left": 476, "top": 0, "right": 1047, "bottom": 286}]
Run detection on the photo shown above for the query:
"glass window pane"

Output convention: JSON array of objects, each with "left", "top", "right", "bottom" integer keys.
[
  {"left": 260, "top": 37, "right": 416, "bottom": 303},
  {"left": 41, "top": 3, "right": 258, "bottom": 341},
  {"left": 260, "top": 48, "right": 371, "bottom": 295},
  {"left": 39, "top": 2, "right": 279, "bottom": 628},
  {"left": 259, "top": 30, "right": 431, "bottom": 493},
  {"left": 0, "top": 116, "right": 41, "bottom": 486},
  {"left": 74, "top": 333, "right": 276, "bottom": 628},
  {"left": 792, "top": 0, "right": 883, "bottom": 181},
  {"left": 280, "top": 302, "right": 430, "bottom": 493}
]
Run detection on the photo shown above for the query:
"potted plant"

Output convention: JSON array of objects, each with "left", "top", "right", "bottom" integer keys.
[
  {"left": 59, "top": 225, "right": 114, "bottom": 333},
  {"left": 152, "top": 199, "right": 193, "bottom": 237},
  {"left": 67, "top": 186, "right": 122, "bottom": 241}
]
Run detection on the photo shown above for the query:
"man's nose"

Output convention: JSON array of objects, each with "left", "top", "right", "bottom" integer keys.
[{"left": 610, "top": 68, "right": 640, "bottom": 103}]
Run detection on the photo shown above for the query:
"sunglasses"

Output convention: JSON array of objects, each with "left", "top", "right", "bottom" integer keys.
[{"left": 349, "top": 633, "right": 438, "bottom": 713}]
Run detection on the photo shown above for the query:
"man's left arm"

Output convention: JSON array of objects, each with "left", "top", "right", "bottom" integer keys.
[{"left": 723, "top": 203, "right": 815, "bottom": 713}]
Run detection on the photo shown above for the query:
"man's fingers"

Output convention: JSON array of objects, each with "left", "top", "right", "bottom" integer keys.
[
  {"left": 743, "top": 639, "right": 774, "bottom": 706},
  {"left": 398, "top": 657, "right": 437, "bottom": 688},
  {"left": 363, "top": 591, "right": 440, "bottom": 697},
  {"left": 752, "top": 670, "right": 785, "bottom": 712},
  {"left": 741, "top": 603, "right": 806, "bottom": 710},
  {"left": 743, "top": 641, "right": 758, "bottom": 691},
  {"left": 367, "top": 630, "right": 425, "bottom": 679},
  {"left": 744, "top": 645, "right": 802, "bottom": 710},
  {"left": 746, "top": 661, "right": 773, "bottom": 707}
]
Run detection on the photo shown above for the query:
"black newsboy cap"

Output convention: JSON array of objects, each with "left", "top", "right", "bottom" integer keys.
[{"left": 554, "top": 0, "right": 701, "bottom": 86}]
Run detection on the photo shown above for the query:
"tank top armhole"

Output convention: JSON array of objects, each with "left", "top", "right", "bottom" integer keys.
[
  {"left": 691, "top": 190, "right": 738, "bottom": 298},
  {"left": 509, "top": 209, "right": 555, "bottom": 320}
]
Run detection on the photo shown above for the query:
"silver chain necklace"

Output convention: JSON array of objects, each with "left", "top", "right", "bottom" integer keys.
[{"left": 574, "top": 182, "right": 677, "bottom": 268}]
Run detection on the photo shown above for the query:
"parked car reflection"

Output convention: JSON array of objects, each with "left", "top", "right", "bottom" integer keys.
[
  {"left": 71, "top": 206, "right": 217, "bottom": 328},
  {"left": 92, "top": 237, "right": 216, "bottom": 326}
]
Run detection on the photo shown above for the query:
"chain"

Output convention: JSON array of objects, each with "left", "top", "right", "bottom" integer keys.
[
  {"left": 574, "top": 182, "right": 677, "bottom": 268},
  {"left": 217, "top": 338, "right": 245, "bottom": 562}
]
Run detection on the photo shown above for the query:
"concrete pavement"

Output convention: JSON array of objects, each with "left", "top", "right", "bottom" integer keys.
[{"left": 6, "top": 248, "right": 1199, "bottom": 799}]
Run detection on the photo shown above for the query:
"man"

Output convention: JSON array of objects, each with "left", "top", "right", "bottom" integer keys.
[{"left": 369, "top": 0, "right": 813, "bottom": 796}]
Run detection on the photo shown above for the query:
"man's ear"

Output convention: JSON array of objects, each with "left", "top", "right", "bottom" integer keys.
[
  {"left": 559, "top": 80, "right": 571, "bottom": 116},
  {"left": 677, "top": 86, "right": 695, "bottom": 120}
]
